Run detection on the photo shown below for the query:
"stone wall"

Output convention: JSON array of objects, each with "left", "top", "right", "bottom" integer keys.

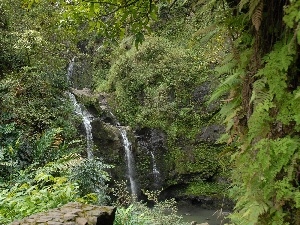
[{"left": 9, "top": 202, "right": 116, "bottom": 225}]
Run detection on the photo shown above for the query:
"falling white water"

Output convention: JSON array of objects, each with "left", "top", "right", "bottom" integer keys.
[
  {"left": 108, "top": 112, "right": 137, "bottom": 196},
  {"left": 68, "top": 93, "right": 94, "bottom": 159},
  {"left": 119, "top": 127, "right": 137, "bottom": 197},
  {"left": 67, "top": 57, "right": 93, "bottom": 159},
  {"left": 67, "top": 57, "right": 75, "bottom": 82},
  {"left": 150, "top": 151, "right": 160, "bottom": 181}
]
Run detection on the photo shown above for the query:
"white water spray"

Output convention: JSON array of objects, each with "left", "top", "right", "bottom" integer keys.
[
  {"left": 119, "top": 128, "right": 137, "bottom": 197},
  {"left": 67, "top": 58, "right": 93, "bottom": 159},
  {"left": 68, "top": 93, "right": 94, "bottom": 159},
  {"left": 109, "top": 112, "right": 137, "bottom": 197},
  {"left": 150, "top": 151, "right": 160, "bottom": 183}
]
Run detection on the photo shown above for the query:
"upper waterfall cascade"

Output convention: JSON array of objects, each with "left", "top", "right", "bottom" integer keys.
[{"left": 67, "top": 58, "right": 94, "bottom": 159}]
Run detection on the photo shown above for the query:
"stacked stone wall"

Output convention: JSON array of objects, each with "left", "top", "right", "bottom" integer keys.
[{"left": 9, "top": 202, "right": 116, "bottom": 225}]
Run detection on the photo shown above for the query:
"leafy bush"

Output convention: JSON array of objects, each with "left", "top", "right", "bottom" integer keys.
[
  {"left": 114, "top": 190, "right": 189, "bottom": 225},
  {"left": 0, "top": 154, "right": 80, "bottom": 224},
  {"left": 167, "top": 144, "right": 220, "bottom": 179},
  {"left": 107, "top": 36, "right": 206, "bottom": 138},
  {"left": 69, "top": 157, "right": 113, "bottom": 204}
]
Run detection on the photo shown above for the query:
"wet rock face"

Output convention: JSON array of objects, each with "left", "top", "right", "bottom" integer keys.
[
  {"left": 192, "top": 82, "right": 220, "bottom": 113},
  {"left": 196, "top": 124, "right": 225, "bottom": 143},
  {"left": 9, "top": 202, "right": 116, "bottom": 225},
  {"left": 69, "top": 57, "right": 93, "bottom": 89},
  {"left": 136, "top": 128, "right": 167, "bottom": 152},
  {"left": 192, "top": 82, "right": 211, "bottom": 106},
  {"left": 91, "top": 118, "right": 127, "bottom": 182},
  {"left": 135, "top": 128, "right": 168, "bottom": 190}
]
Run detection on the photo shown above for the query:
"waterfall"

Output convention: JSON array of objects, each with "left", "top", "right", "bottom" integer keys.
[
  {"left": 150, "top": 151, "right": 160, "bottom": 185},
  {"left": 67, "top": 57, "right": 75, "bottom": 83},
  {"left": 119, "top": 128, "right": 138, "bottom": 197},
  {"left": 68, "top": 93, "right": 94, "bottom": 159},
  {"left": 109, "top": 112, "right": 137, "bottom": 197},
  {"left": 67, "top": 58, "right": 93, "bottom": 159}
]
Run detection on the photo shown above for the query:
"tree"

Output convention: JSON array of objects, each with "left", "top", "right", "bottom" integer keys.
[{"left": 25, "top": 0, "right": 175, "bottom": 46}]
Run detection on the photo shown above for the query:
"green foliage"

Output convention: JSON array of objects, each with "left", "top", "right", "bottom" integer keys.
[
  {"left": 210, "top": 0, "right": 300, "bottom": 224},
  {"left": 167, "top": 144, "right": 219, "bottom": 179},
  {"left": 182, "top": 181, "right": 228, "bottom": 197},
  {"left": 0, "top": 62, "right": 83, "bottom": 178},
  {"left": 114, "top": 190, "right": 189, "bottom": 225},
  {"left": 0, "top": 153, "right": 113, "bottom": 224},
  {"left": 25, "top": 0, "right": 169, "bottom": 45},
  {"left": 0, "top": 154, "right": 81, "bottom": 224},
  {"left": 69, "top": 158, "right": 113, "bottom": 204},
  {"left": 107, "top": 36, "right": 206, "bottom": 138},
  {"left": 0, "top": 179, "right": 78, "bottom": 224}
]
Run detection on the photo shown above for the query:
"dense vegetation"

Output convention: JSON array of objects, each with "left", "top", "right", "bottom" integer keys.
[
  {"left": 0, "top": 0, "right": 111, "bottom": 222},
  {"left": 0, "top": 0, "right": 299, "bottom": 224}
]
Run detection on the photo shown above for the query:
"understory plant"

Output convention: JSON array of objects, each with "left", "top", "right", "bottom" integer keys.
[{"left": 113, "top": 185, "right": 188, "bottom": 225}]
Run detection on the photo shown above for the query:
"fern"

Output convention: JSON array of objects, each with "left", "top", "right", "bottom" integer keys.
[
  {"left": 251, "top": 0, "right": 263, "bottom": 31},
  {"left": 248, "top": 0, "right": 262, "bottom": 18},
  {"left": 34, "top": 128, "right": 63, "bottom": 164},
  {"left": 238, "top": 0, "right": 250, "bottom": 12},
  {"left": 250, "top": 77, "right": 266, "bottom": 104},
  {"left": 213, "top": 1, "right": 300, "bottom": 224},
  {"left": 208, "top": 69, "right": 243, "bottom": 104}
]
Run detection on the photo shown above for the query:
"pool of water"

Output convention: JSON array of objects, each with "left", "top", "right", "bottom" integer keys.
[{"left": 177, "top": 203, "right": 230, "bottom": 225}]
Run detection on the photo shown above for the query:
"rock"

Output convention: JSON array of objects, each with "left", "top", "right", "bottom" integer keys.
[
  {"left": 196, "top": 124, "right": 225, "bottom": 143},
  {"left": 96, "top": 206, "right": 117, "bottom": 225},
  {"left": 135, "top": 128, "right": 167, "bottom": 190},
  {"left": 191, "top": 221, "right": 197, "bottom": 225},
  {"left": 9, "top": 202, "right": 116, "bottom": 225},
  {"left": 75, "top": 217, "right": 88, "bottom": 225}
]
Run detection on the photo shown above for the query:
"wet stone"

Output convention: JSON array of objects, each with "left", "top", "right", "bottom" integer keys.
[
  {"left": 63, "top": 213, "right": 77, "bottom": 221},
  {"left": 47, "top": 221, "right": 64, "bottom": 225},
  {"left": 9, "top": 221, "right": 20, "bottom": 225},
  {"left": 76, "top": 217, "right": 88, "bottom": 225},
  {"left": 82, "top": 205, "right": 94, "bottom": 211},
  {"left": 87, "top": 216, "right": 97, "bottom": 224},
  {"left": 64, "top": 222, "right": 77, "bottom": 225},
  {"left": 9, "top": 202, "right": 116, "bottom": 225},
  {"left": 36, "top": 218, "right": 49, "bottom": 223},
  {"left": 24, "top": 218, "right": 36, "bottom": 223}
]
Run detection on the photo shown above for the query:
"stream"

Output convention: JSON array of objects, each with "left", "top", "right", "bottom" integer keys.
[{"left": 177, "top": 203, "right": 230, "bottom": 225}]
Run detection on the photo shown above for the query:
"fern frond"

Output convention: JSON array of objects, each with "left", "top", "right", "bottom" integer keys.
[
  {"left": 192, "top": 25, "right": 217, "bottom": 38},
  {"left": 209, "top": 70, "right": 243, "bottom": 104},
  {"left": 251, "top": 0, "right": 263, "bottom": 31},
  {"left": 198, "top": 28, "right": 219, "bottom": 44},
  {"left": 250, "top": 77, "right": 272, "bottom": 105},
  {"left": 238, "top": 0, "right": 250, "bottom": 12},
  {"left": 34, "top": 128, "right": 63, "bottom": 160},
  {"left": 215, "top": 61, "right": 237, "bottom": 75},
  {"left": 249, "top": 0, "right": 262, "bottom": 16}
]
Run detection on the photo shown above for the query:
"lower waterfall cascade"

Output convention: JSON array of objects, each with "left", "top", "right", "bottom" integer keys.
[{"left": 119, "top": 127, "right": 138, "bottom": 197}]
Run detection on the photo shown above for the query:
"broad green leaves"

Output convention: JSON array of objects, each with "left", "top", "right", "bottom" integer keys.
[{"left": 31, "top": 0, "right": 165, "bottom": 44}]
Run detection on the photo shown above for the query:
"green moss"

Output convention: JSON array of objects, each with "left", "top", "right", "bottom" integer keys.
[
  {"left": 182, "top": 181, "right": 228, "bottom": 197},
  {"left": 167, "top": 143, "right": 220, "bottom": 179}
]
